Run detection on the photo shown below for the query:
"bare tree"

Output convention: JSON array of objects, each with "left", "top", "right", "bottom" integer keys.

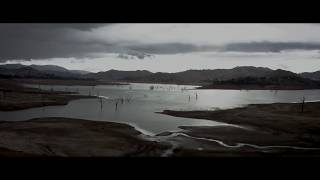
[
  {"left": 115, "top": 100, "right": 118, "bottom": 111},
  {"left": 100, "top": 97, "right": 103, "bottom": 112},
  {"left": 301, "top": 96, "right": 305, "bottom": 113}
]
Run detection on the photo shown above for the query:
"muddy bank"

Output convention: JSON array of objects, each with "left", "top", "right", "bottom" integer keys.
[
  {"left": 0, "top": 117, "right": 169, "bottom": 157},
  {"left": 0, "top": 79, "right": 96, "bottom": 111},
  {"left": 0, "top": 93, "right": 94, "bottom": 111},
  {"left": 197, "top": 84, "right": 320, "bottom": 90},
  {"left": 161, "top": 102, "right": 320, "bottom": 135},
  {"left": 16, "top": 78, "right": 129, "bottom": 86},
  {"left": 159, "top": 102, "right": 320, "bottom": 156}
]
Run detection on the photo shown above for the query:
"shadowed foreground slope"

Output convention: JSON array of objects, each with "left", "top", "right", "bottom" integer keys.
[{"left": 0, "top": 118, "right": 168, "bottom": 157}]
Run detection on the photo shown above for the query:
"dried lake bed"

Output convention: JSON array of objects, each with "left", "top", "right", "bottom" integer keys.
[{"left": 1, "top": 83, "right": 320, "bottom": 156}]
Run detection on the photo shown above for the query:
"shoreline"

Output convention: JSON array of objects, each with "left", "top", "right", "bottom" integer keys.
[
  {"left": 9, "top": 77, "right": 320, "bottom": 90},
  {"left": 2, "top": 77, "right": 320, "bottom": 156},
  {"left": 15, "top": 78, "right": 129, "bottom": 86},
  {"left": 196, "top": 84, "right": 320, "bottom": 90},
  {"left": 159, "top": 102, "right": 320, "bottom": 156},
  {"left": 0, "top": 79, "right": 97, "bottom": 111},
  {"left": 0, "top": 117, "right": 169, "bottom": 157},
  {"left": 0, "top": 90, "right": 97, "bottom": 111}
]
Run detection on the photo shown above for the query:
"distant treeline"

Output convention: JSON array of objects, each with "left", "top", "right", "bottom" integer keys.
[
  {"left": 0, "top": 73, "right": 94, "bottom": 81},
  {"left": 211, "top": 76, "right": 320, "bottom": 87}
]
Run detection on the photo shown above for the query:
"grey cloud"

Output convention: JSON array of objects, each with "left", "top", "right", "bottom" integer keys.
[
  {"left": 0, "top": 23, "right": 112, "bottom": 62},
  {"left": 2, "top": 24, "right": 320, "bottom": 63},
  {"left": 126, "top": 43, "right": 212, "bottom": 54},
  {"left": 0, "top": 23, "right": 216, "bottom": 62},
  {"left": 125, "top": 41, "right": 320, "bottom": 55},
  {"left": 0, "top": 23, "right": 107, "bottom": 31},
  {"left": 219, "top": 42, "right": 320, "bottom": 52}
]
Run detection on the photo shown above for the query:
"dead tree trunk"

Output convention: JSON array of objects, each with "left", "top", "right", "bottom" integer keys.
[
  {"left": 301, "top": 96, "right": 305, "bottom": 113},
  {"left": 100, "top": 97, "right": 103, "bottom": 112}
]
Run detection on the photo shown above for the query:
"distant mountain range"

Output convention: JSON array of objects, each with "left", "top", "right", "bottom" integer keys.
[
  {"left": 85, "top": 66, "right": 274, "bottom": 84},
  {"left": 198, "top": 70, "right": 320, "bottom": 90},
  {"left": 86, "top": 69, "right": 153, "bottom": 81},
  {"left": 300, "top": 71, "right": 320, "bottom": 81},
  {"left": 1, "top": 64, "right": 320, "bottom": 88},
  {"left": 87, "top": 66, "right": 320, "bottom": 85},
  {"left": 0, "top": 64, "right": 90, "bottom": 79}
]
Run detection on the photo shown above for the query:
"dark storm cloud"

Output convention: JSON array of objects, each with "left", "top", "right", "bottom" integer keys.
[
  {"left": 2, "top": 23, "right": 320, "bottom": 63},
  {"left": 2, "top": 23, "right": 105, "bottom": 31},
  {"left": 0, "top": 24, "right": 214, "bottom": 62},
  {"left": 0, "top": 23, "right": 112, "bottom": 62}
]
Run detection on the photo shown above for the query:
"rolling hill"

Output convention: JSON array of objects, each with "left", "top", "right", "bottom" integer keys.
[
  {"left": 300, "top": 71, "right": 320, "bottom": 81},
  {"left": 0, "top": 64, "right": 89, "bottom": 79},
  {"left": 86, "top": 66, "right": 283, "bottom": 84},
  {"left": 1, "top": 64, "right": 320, "bottom": 89}
]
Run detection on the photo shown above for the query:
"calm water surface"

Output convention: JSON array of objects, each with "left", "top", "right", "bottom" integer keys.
[{"left": 1, "top": 83, "right": 320, "bottom": 135}]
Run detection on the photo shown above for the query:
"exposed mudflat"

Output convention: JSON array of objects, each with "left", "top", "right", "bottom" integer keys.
[
  {"left": 159, "top": 102, "right": 320, "bottom": 156},
  {"left": 0, "top": 117, "right": 169, "bottom": 157},
  {"left": 17, "top": 78, "right": 129, "bottom": 86},
  {"left": 0, "top": 79, "right": 96, "bottom": 111}
]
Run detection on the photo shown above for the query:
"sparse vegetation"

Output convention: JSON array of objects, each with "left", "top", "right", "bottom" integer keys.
[{"left": 198, "top": 75, "right": 320, "bottom": 90}]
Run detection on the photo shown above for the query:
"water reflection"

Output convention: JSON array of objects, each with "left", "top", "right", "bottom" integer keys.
[{"left": 1, "top": 83, "right": 320, "bottom": 134}]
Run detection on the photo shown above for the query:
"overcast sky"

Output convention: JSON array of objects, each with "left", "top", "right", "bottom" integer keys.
[{"left": 1, "top": 23, "right": 320, "bottom": 73}]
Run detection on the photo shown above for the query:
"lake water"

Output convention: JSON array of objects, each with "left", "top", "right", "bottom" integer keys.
[{"left": 1, "top": 83, "right": 320, "bottom": 135}]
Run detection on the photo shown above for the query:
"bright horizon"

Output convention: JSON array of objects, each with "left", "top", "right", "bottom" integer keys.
[
  {"left": 1, "top": 24, "right": 320, "bottom": 73},
  {"left": 2, "top": 50, "right": 320, "bottom": 73}
]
